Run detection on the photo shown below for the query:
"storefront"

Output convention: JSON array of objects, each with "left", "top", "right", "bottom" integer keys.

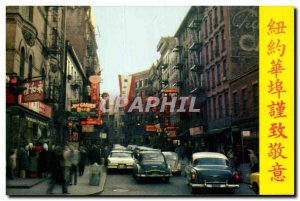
[{"left": 6, "top": 96, "right": 52, "bottom": 151}]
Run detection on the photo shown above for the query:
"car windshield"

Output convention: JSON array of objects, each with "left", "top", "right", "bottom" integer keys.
[
  {"left": 142, "top": 153, "right": 164, "bottom": 162},
  {"left": 164, "top": 154, "right": 178, "bottom": 161},
  {"left": 193, "top": 158, "right": 229, "bottom": 166},
  {"left": 111, "top": 152, "right": 132, "bottom": 158}
]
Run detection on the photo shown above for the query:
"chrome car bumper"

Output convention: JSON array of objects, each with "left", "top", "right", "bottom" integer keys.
[
  {"left": 138, "top": 173, "right": 172, "bottom": 178},
  {"left": 107, "top": 164, "right": 134, "bottom": 169},
  {"left": 190, "top": 183, "right": 239, "bottom": 189}
]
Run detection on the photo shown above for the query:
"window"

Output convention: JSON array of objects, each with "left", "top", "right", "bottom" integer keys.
[
  {"left": 220, "top": 7, "right": 224, "bottom": 21},
  {"left": 210, "top": 40, "right": 214, "bottom": 61},
  {"left": 242, "top": 88, "right": 248, "bottom": 113},
  {"left": 223, "top": 60, "right": 227, "bottom": 78},
  {"left": 217, "top": 64, "right": 221, "bottom": 85},
  {"left": 206, "top": 71, "right": 210, "bottom": 89},
  {"left": 213, "top": 97, "right": 217, "bottom": 119},
  {"left": 215, "top": 34, "right": 219, "bottom": 57},
  {"left": 252, "top": 84, "right": 259, "bottom": 109},
  {"left": 233, "top": 92, "right": 238, "bottom": 114},
  {"left": 206, "top": 45, "right": 209, "bottom": 64},
  {"left": 218, "top": 95, "right": 223, "bottom": 119},
  {"left": 29, "top": 6, "right": 34, "bottom": 23},
  {"left": 211, "top": 67, "right": 215, "bottom": 88},
  {"left": 28, "top": 55, "right": 33, "bottom": 79},
  {"left": 209, "top": 12, "right": 213, "bottom": 33},
  {"left": 207, "top": 99, "right": 211, "bottom": 120},
  {"left": 20, "top": 47, "right": 25, "bottom": 78},
  {"left": 221, "top": 29, "right": 225, "bottom": 51},
  {"left": 224, "top": 92, "right": 229, "bottom": 116},
  {"left": 124, "top": 79, "right": 128, "bottom": 82},
  {"left": 205, "top": 19, "right": 208, "bottom": 38},
  {"left": 214, "top": 7, "right": 218, "bottom": 27}
]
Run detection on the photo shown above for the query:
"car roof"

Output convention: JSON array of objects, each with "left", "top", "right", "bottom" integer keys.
[
  {"left": 111, "top": 150, "right": 132, "bottom": 153},
  {"left": 162, "top": 151, "right": 178, "bottom": 156},
  {"left": 192, "top": 152, "right": 228, "bottom": 160},
  {"left": 140, "top": 150, "right": 163, "bottom": 155}
]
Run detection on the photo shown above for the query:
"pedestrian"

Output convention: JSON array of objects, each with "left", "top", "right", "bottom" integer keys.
[
  {"left": 69, "top": 145, "right": 79, "bottom": 185},
  {"left": 46, "top": 146, "right": 65, "bottom": 194},
  {"left": 248, "top": 149, "right": 258, "bottom": 173},
  {"left": 17, "top": 147, "right": 29, "bottom": 178},
  {"left": 38, "top": 143, "right": 49, "bottom": 178},
  {"left": 7, "top": 149, "right": 17, "bottom": 180},
  {"left": 78, "top": 146, "right": 88, "bottom": 176},
  {"left": 88, "top": 145, "right": 100, "bottom": 165},
  {"left": 62, "top": 145, "right": 71, "bottom": 194},
  {"left": 27, "top": 142, "right": 38, "bottom": 178}
]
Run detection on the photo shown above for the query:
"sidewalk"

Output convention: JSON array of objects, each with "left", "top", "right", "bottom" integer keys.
[{"left": 6, "top": 165, "right": 107, "bottom": 196}]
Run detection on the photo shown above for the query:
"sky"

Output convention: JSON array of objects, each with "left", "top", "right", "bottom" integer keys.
[{"left": 93, "top": 6, "right": 190, "bottom": 96}]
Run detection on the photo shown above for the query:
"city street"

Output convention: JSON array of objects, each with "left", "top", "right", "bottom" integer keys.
[{"left": 100, "top": 170, "right": 256, "bottom": 196}]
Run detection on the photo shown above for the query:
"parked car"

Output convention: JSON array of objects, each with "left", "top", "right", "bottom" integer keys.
[
  {"left": 162, "top": 152, "right": 182, "bottom": 175},
  {"left": 107, "top": 150, "right": 135, "bottom": 172},
  {"left": 249, "top": 172, "right": 259, "bottom": 194},
  {"left": 133, "top": 151, "right": 172, "bottom": 182},
  {"left": 185, "top": 152, "right": 239, "bottom": 194}
]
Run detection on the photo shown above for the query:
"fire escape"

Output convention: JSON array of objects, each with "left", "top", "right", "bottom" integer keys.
[
  {"left": 187, "top": 8, "right": 206, "bottom": 129},
  {"left": 172, "top": 38, "right": 183, "bottom": 88},
  {"left": 44, "top": 6, "right": 63, "bottom": 104}
]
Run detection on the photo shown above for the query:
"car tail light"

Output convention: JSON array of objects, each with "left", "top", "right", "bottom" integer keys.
[
  {"left": 191, "top": 172, "right": 197, "bottom": 180},
  {"left": 234, "top": 171, "right": 241, "bottom": 182}
]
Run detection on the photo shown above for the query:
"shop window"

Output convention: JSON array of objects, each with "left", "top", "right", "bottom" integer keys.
[
  {"left": 218, "top": 95, "right": 223, "bottom": 119},
  {"left": 242, "top": 88, "right": 248, "bottom": 114}
]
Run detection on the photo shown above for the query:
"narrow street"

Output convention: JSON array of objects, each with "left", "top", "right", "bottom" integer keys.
[{"left": 100, "top": 170, "right": 256, "bottom": 196}]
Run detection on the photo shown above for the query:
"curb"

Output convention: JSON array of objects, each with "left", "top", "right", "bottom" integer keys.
[{"left": 7, "top": 178, "right": 47, "bottom": 189}]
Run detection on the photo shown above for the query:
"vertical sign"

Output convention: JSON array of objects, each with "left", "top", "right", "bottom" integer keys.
[{"left": 260, "top": 6, "right": 294, "bottom": 195}]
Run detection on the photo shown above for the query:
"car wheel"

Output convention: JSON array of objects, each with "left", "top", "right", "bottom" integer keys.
[
  {"left": 253, "top": 183, "right": 259, "bottom": 194},
  {"left": 227, "top": 188, "right": 235, "bottom": 194},
  {"left": 191, "top": 187, "right": 198, "bottom": 194}
]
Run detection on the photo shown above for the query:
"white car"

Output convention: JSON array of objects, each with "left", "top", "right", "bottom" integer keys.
[{"left": 107, "top": 150, "right": 135, "bottom": 171}]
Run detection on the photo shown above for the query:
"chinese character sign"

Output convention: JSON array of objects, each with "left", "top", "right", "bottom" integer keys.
[
  {"left": 21, "top": 80, "right": 44, "bottom": 103},
  {"left": 259, "top": 6, "right": 294, "bottom": 195}
]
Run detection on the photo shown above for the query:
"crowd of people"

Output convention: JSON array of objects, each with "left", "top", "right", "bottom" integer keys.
[{"left": 7, "top": 143, "right": 107, "bottom": 194}]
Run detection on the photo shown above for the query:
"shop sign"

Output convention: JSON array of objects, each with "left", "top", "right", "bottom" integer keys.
[
  {"left": 18, "top": 96, "right": 52, "bottom": 118},
  {"left": 81, "top": 118, "right": 102, "bottom": 125},
  {"left": 25, "top": 115, "right": 48, "bottom": 126},
  {"left": 82, "top": 125, "right": 94, "bottom": 132},
  {"left": 242, "top": 130, "right": 251, "bottom": 137},
  {"left": 145, "top": 125, "right": 156, "bottom": 132},
  {"left": 189, "top": 126, "right": 204, "bottom": 136},
  {"left": 22, "top": 80, "right": 44, "bottom": 103},
  {"left": 71, "top": 102, "right": 98, "bottom": 118},
  {"left": 161, "top": 88, "right": 178, "bottom": 93},
  {"left": 90, "top": 83, "right": 99, "bottom": 103}
]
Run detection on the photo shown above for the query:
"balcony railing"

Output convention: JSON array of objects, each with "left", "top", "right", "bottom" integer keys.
[
  {"left": 173, "top": 63, "right": 183, "bottom": 70},
  {"left": 189, "top": 41, "right": 203, "bottom": 51},
  {"left": 188, "top": 19, "right": 202, "bottom": 30},
  {"left": 161, "top": 79, "right": 169, "bottom": 85},
  {"left": 173, "top": 81, "right": 183, "bottom": 87},
  {"left": 190, "top": 63, "right": 204, "bottom": 72},
  {"left": 172, "top": 45, "right": 183, "bottom": 53}
]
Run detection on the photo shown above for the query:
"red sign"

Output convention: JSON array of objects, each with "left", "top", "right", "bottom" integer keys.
[
  {"left": 161, "top": 88, "right": 178, "bottom": 93},
  {"left": 145, "top": 125, "right": 157, "bottom": 132},
  {"left": 90, "top": 83, "right": 99, "bottom": 103},
  {"left": 81, "top": 118, "right": 102, "bottom": 125},
  {"left": 22, "top": 80, "right": 44, "bottom": 103},
  {"left": 18, "top": 96, "right": 52, "bottom": 118},
  {"left": 168, "top": 131, "right": 177, "bottom": 137},
  {"left": 6, "top": 88, "right": 18, "bottom": 104},
  {"left": 166, "top": 126, "right": 178, "bottom": 131}
]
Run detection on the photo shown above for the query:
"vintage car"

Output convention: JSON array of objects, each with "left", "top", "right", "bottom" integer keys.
[
  {"left": 185, "top": 152, "right": 239, "bottom": 194},
  {"left": 249, "top": 172, "right": 259, "bottom": 194},
  {"left": 107, "top": 150, "right": 135, "bottom": 172},
  {"left": 133, "top": 151, "right": 172, "bottom": 182},
  {"left": 162, "top": 151, "right": 182, "bottom": 175}
]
